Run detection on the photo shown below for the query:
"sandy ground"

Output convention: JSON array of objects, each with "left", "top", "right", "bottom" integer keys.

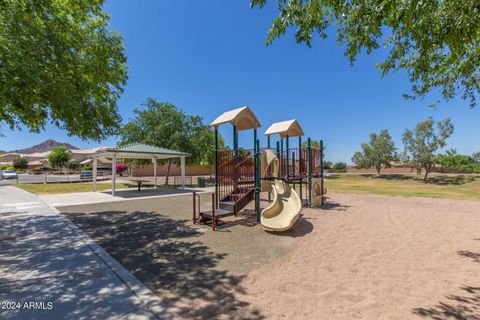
[
  {"left": 236, "top": 193, "right": 480, "bottom": 320},
  {"left": 59, "top": 192, "right": 480, "bottom": 319}
]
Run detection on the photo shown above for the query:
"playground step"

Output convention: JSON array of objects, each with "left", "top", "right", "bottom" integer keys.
[
  {"left": 219, "top": 201, "right": 235, "bottom": 212},
  {"left": 200, "top": 209, "right": 234, "bottom": 221}
]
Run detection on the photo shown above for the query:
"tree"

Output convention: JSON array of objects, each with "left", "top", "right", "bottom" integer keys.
[
  {"left": 301, "top": 140, "right": 321, "bottom": 149},
  {"left": 351, "top": 130, "right": 397, "bottom": 175},
  {"left": 251, "top": 0, "right": 480, "bottom": 107},
  {"left": 0, "top": 0, "right": 127, "bottom": 140},
  {"left": 436, "top": 149, "right": 480, "bottom": 174},
  {"left": 48, "top": 147, "right": 72, "bottom": 170},
  {"left": 402, "top": 118, "right": 454, "bottom": 181},
  {"left": 322, "top": 161, "right": 332, "bottom": 169},
  {"left": 333, "top": 162, "right": 347, "bottom": 170},
  {"left": 472, "top": 152, "right": 480, "bottom": 164},
  {"left": 117, "top": 99, "right": 224, "bottom": 184},
  {"left": 12, "top": 157, "right": 28, "bottom": 170}
]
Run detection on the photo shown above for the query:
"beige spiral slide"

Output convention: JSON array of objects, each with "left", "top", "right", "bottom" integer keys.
[{"left": 260, "top": 150, "right": 302, "bottom": 231}]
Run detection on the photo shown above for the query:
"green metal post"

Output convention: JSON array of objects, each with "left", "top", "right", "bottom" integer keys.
[
  {"left": 280, "top": 139, "right": 284, "bottom": 179},
  {"left": 307, "top": 137, "right": 312, "bottom": 208},
  {"left": 233, "top": 125, "right": 238, "bottom": 154},
  {"left": 267, "top": 135, "right": 271, "bottom": 202},
  {"left": 286, "top": 135, "right": 290, "bottom": 182},
  {"left": 320, "top": 139, "right": 324, "bottom": 206},
  {"left": 276, "top": 141, "right": 280, "bottom": 179},
  {"left": 214, "top": 128, "right": 219, "bottom": 209},
  {"left": 233, "top": 125, "right": 238, "bottom": 195},
  {"left": 255, "top": 139, "right": 261, "bottom": 221},
  {"left": 299, "top": 136, "right": 303, "bottom": 205},
  {"left": 292, "top": 151, "right": 295, "bottom": 190}
]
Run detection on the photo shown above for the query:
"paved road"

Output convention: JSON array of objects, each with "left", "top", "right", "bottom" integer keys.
[{"left": 0, "top": 185, "right": 165, "bottom": 319}]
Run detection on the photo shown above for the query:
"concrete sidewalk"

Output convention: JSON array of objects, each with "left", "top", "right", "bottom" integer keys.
[{"left": 0, "top": 186, "right": 165, "bottom": 320}]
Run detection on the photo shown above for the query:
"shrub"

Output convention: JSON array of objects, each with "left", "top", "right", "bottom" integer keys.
[
  {"left": 436, "top": 149, "right": 480, "bottom": 173},
  {"left": 13, "top": 157, "right": 28, "bottom": 169},
  {"left": 116, "top": 163, "right": 127, "bottom": 174},
  {"left": 81, "top": 165, "right": 92, "bottom": 171},
  {"left": 323, "top": 161, "right": 333, "bottom": 169},
  {"left": 0, "top": 164, "right": 10, "bottom": 170},
  {"left": 334, "top": 162, "right": 348, "bottom": 170}
]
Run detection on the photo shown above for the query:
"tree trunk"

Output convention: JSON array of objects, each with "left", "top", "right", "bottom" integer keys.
[
  {"left": 376, "top": 167, "right": 381, "bottom": 176},
  {"left": 423, "top": 165, "right": 431, "bottom": 181},
  {"left": 164, "top": 159, "right": 172, "bottom": 185}
]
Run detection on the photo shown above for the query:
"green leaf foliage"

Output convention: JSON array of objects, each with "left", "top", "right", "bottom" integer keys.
[
  {"left": 47, "top": 147, "right": 72, "bottom": 169},
  {"left": 251, "top": 0, "right": 480, "bottom": 107},
  {"left": 12, "top": 156, "right": 28, "bottom": 169},
  {"left": 0, "top": 0, "right": 127, "bottom": 139},
  {"left": 333, "top": 161, "right": 347, "bottom": 170},
  {"left": 117, "top": 98, "right": 224, "bottom": 169},
  {"left": 402, "top": 118, "right": 454, "bottom": 180},
  {"left": 351, "top": 129, "right": 397, "bottom": 174},
  {"left": 436, "top": 149, "right": 480, "bottom": 173}
]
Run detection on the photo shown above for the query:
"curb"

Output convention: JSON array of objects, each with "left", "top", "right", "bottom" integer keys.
[{"left": 39, "top": 197, "right": 168, "bottom": 320}]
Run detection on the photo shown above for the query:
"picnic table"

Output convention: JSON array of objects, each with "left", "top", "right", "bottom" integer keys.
[{"left": 128, "top": 179, "right": 151, "bottom": 191}]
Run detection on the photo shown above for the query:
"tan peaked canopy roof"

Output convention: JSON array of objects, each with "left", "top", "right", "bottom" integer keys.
[
  {"left": 264, "top": 119, "right": 304, "bottom": 138},
  {"left": 210, "top": 106, "right": 261, "bottom": 131}
]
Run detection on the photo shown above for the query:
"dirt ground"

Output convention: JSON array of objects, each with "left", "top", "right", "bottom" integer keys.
[{"left": 60, "top": 192, "right": 480, "bottom": 320}]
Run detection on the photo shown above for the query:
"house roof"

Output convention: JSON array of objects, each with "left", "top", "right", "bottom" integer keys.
[
  {"left": 210, "top": 106, "right": 261, "bottom": 131},
  {"left": 93, "top": 143, "right": 189, "bottom": 160},
  {"left": 264, "top": 119, "right": 304, "bottom": 138},
  {"left": 72, "top": 146, "right": 112, "bottom": 154}
]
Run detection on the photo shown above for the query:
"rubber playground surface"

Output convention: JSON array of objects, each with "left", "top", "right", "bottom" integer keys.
[{"left": 59, "top": 192, "right": 480, "bottom": 319}]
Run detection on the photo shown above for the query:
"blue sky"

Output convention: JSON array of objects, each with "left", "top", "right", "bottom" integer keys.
[{"left": 1, "top": 0, "right": 479, "bottom": 162}]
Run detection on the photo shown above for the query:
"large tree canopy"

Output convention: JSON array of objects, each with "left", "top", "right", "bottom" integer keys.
[
  {"left": 251, "top": 0, "right": 480, "bottom": 107},
  {"left": 0, "top": 0, "right": 127, "bottom": 139},
  {"left": 117, "top": 98, "right": 224, "bottom": 182},
  {"left": 351, "top": 129, "right": 397, "bottom": 175},
  {"left": 402, "top": 118, "right": 454, "bottom": 180}
]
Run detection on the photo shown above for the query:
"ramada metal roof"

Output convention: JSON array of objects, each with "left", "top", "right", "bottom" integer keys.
[{"left": 93, "top": 143, "right": 190, "bottom": 160}]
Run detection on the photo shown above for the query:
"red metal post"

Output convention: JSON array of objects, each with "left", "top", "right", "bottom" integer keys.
[{"left": 211, "top": 193, "right": 216, "bottom": 231}]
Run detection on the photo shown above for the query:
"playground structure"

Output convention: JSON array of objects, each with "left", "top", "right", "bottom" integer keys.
[{"left": 193, "top": 106, "right": 325, "bottom": 231}]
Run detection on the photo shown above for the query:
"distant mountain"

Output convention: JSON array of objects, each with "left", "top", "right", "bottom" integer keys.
[{"left": 10, "top": 139, "right": 78, "bottom": 154}]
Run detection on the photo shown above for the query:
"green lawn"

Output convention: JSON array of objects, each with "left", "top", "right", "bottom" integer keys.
[
  {"left": 325, "top": 173, "right": 480, "bottom": 201},
  {"left": 16, "top": 182, "right": 130, "bottom": 195}
]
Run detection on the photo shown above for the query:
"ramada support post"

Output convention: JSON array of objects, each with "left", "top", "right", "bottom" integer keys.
[
  {"left": 112, "top": 153, "right": 117, "bottom": 197},
  {"left": 153, "top": 157, "right": 157, "bottom": 189},
  {"left": 180, "top": 156, "right": 186, "bottom": 190},
  {"left": 92, "top": 156, "right": 97, "bottom": 192}
]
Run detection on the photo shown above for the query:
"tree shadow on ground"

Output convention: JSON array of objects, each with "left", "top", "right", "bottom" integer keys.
[
  {"left": 324, "top": 174, "right": 342, "bottom": 180},
  {"left": 413, "top": 286, "right": 480, "bottom": 320},
  {"left": 63, "top": 210, "right": 263, "bottom": 319},
  {"left": 321, "top": 197, "right": 351, "bottom": 211},
  {"left": 361, "top": 174, "right": 476, "bottom": 186},
  {"left": 458, "top": 250, "right": 480, "bottom": 263},
  {"left": 413, "top": 250, "right": 480, "bottom": 319},
  {"left": 361, "top": 174, "right": 415, "bottom": 181},
  {"left": 425, "top": 175, "right": 476, "bottom": 186}
]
